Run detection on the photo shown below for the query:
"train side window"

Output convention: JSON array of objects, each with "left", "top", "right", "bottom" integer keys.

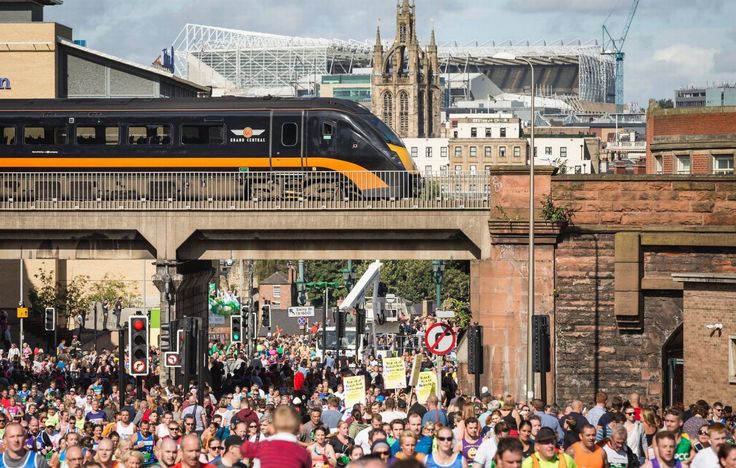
[
  {"left": 24, "top": 126, "right": 67, "bottom": 145},
  {"left": 281, "top": 122, "right": 298, "bottom": 147},
  {"left": 76, "top": 126, "right": 119, "bottom": 145},
  {"left": 1, "top": 126, "right": 15, "bottom": 145},
  {"left": 322, "top": 122, "right": 334, "bottom": 141},
  {"left": 181, "top": 125, "right": 225, "bottom": 145},
  {"left": 128, "top": 125, "right": 171, "bottom": 145}
]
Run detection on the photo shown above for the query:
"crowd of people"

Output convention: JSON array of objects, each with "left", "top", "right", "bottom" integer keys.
[{"left": 0, "top": 315, "right": 733, "bottom": 468}]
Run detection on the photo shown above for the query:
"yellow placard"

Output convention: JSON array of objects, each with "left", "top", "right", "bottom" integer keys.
[
  {"left": 383, "top": 357, "right": 407, "bottom": 390},
  {"left": 343, "top": 376, "right": 366, "bottom": 409},
  {"left": 16, "top": 307, "right": 28, "bottom": 319},
  {"left": 416, "top": 371, "right": 436, "bottom": 404}
]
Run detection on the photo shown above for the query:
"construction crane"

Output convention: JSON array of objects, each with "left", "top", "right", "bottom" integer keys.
[{"left": 602, "top": 0, "right": 640, "bottom": 113}]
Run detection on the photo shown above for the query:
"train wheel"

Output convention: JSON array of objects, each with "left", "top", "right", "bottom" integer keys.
[{"left": 304, "top": 181, "right": 340, "bottom": 201}]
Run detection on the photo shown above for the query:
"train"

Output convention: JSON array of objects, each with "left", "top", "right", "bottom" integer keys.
[{"left": 0, "top": 97, "right": 417, "bottom": 200}]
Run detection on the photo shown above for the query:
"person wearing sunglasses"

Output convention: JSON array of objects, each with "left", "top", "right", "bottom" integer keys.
[
  {"left": 201, "top": 438, "right": 223, "bottom": 464},
  {"left": 694, "top": 424, "right": 711, "bottom": 453},
  {"left": 622, "top": 404, "right": 647, "bottom": 464},
  {"left": 427, "top": 426, "right": 467, "bottom": 468}
]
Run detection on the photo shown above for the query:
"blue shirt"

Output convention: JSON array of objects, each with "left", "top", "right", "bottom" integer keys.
[
  {"left": 416, "top": 435, "right": 434, "bottom": 455},
  {"left": 422, "top": 409, "right": 448, "bottom": 426},
  {"left": 586, "top": 405, "right": 606, "bottom": 427},
  {"left": 534, "top": 411, "right": 564, "bottom": 442}
]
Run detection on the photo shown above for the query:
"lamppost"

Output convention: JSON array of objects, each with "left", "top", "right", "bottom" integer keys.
[
  {"left": 307, "top": 281, "right": 341, "bottom": 357},
  {"left": 494, "top": 52, "right": 536, "bottom": 400},
  {"left": 342, "top": 260, "right": 356, "bottom": 292},
  {"left": 431, "top": 260, "right": 446, "bottom": 309}
]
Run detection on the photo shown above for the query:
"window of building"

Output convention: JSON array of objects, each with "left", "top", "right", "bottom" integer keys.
[
  {"left": 454, "top": 165, "right": 462, "bottom": 175},
  {"left": 76, "top": 126, "right": 120, "bottom": 146},
  {"left": 273, "top": 285, "right": 281, "bottom": 298},
  {"left": 485, "top": 128, "right": 492, "bottom": 137},
  {"left": 453, "top": 131, "right": 458, "bottom": 138},
  {"left": 655, "top": 156, "right": 663, "bottom": 174},
  {"left": 676, "top": 155, "right": 691, "bottom": 174},
  {"left": 440, "top": 146, "right": 448, "bottom": 158},
  {"left": 454, "top": 146, "right": 462, "bottom": 158},
  {"left": 499, "top": 146, "right": 507, "bottom": 158},
  {"left": 485, "top": 165, "right": 492, "bottom": 174},
  {"left": 425, "top": 147, "right": 433, "bottom": 158},
  {"left": 425, "top": 165, "right": 433, "bottom": 175},
  {"left": 411, "top": 147, "right": 418, "bottom": 158},
  {"left": 513, "top": 146, "right": 521, "bottom": 158},
  {"left": 714, "top": 155, "right": 734, "bottom": 174},
  {"left": 181, "top": 124, "right": 225, "bottom": 145},
  {"left": 469, "top": 146, "right": 477, "bottom": 157},
  {"left": 280, "top": 123, "right": 298, "bottom": 146},
  {"left": 500, "top": 127, "right": 506, "bottom": 137},
  {"left": 455, "top": 184, "right": 461, "bottom": 193},
  {"left": 382, "top": 92, "right": 393, "bottom": 127},
  {"left": 23, "top": 126, "right": 67, "bottom": 145},
  {"left": 128, "top": 125, "right": 171, "bottom": 145},
  {"left": 469, "top": 165, "right": 477, "bottom": 175},
  {"left": 560, "top": 147, "right": 567, "bottom": 158},
  {"left": 728, "top": 335, "right": 736, "bottom": 383},
  {"left": 545, "top": 146, "right": 553, "bottom": 155},
  {"left": 484, "top": 146, "right": 492, "bottom": 158},
  {"left": 1, "top": 126, "right": 15, "bottom": 145},
  {"left": 451, "top": 120, "right": 458, "bottom": 128},
  {"left": 471, "top": 127, "right": 477, "bottom": 138},
  {"left": 399, "top": 91, "right": 409, "bottom": 135},
  {"left": 440, "top": 165, "right": 448, "bottom": 174}
]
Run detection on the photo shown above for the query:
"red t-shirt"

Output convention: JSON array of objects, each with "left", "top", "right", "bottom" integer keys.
[
  {"left": 172, "top": 463, "right": 215, "bottom": 468},
  {"left": 241, "top": 434, "right": 311, "bottom": 468}
]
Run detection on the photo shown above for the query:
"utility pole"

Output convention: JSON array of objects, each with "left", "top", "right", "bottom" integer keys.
[
  {"left": 18, "top": 257, "right": 23, "bottom": 346},
  {"left": 247, "top": 260, "right": 254, "bottom": 356}
]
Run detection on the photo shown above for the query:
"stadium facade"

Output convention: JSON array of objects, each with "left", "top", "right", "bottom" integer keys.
[{"left": 171, "top": 23, "right": 615, "bottom": 104}]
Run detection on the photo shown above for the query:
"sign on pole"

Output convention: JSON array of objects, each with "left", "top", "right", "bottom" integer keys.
[
  {"left": 164, "top": 352, "right": 181, "bottom": 368},
  {"left": 423, "top": 322, "right": 456, "bottom": 356},
  {"left": 16, "top": 307, "right": 28, "bottom": 319},
  {"left": 382, "top": 357, "right": 407, "bottom": 389},
  {"left": 343, "top": 376, "right": 366, "bottom": 408},
  {"left": 288, "top": 306, "right": 315, "bottom": 317},
  {"left": 409, "top": 355, "right": 423, "bottom": 386},
  {"left": 416, "top": 371, "right": 436, "bottom": 404}
]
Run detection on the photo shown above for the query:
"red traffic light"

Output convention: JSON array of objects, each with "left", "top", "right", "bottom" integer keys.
[{"left": 132, "top": 319, "right": 145, "bottom": 331}]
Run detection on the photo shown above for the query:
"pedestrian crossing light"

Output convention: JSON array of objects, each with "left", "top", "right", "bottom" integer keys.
[
  {"left": 44, "top": 307, "right": 56, "bottom": 331},
  {"left": 261, "top": 304, "right": 271, "bottom": 329},
  {"left": 230, "top": 315, "right": 243, "bottom": 343},
  {"left": 128, "top": 315, "right": 150, "bottom": 376}
]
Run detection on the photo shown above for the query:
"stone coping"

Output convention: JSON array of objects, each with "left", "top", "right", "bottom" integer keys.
[{"left": 671, "top": 273, "right": 736, "bottom": 284}]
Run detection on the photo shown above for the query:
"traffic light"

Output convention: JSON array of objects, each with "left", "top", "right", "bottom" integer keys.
[
  {"left": 128, "top": 315, "right": 150, "bottom": 376},
  {"left": 467, "top": 325, "right": 483, "bottom": 375},
  {"left": 355, "top": 309, "right": 365, "bottom": 335},
  {"left": 44, "top": 307, "right": 56, "bottom": 331},
  {"left": 336, "top": 310, "right": 346, "bottom": 337},
  {"left": 261, "top": 303, "right": 271, "bottom": 329},
  {"left": 230, "top": 315, "right": 243, "bottom": 343},
  {"left": 532, "top": 315, "right": 551, "bottom": 373}
]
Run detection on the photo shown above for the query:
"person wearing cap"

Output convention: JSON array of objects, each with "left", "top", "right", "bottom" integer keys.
[
  {"left": 521, "top": 427, "right": 577, "bottom": 468},
  {"left": 213, "top": 436, "right": 246, "bottom": 468}
]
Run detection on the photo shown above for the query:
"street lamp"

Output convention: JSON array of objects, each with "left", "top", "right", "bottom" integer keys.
[
  {"left": 431, "top": 260, "right": 446, "bottom": 309},
  {"left": 494, "top": 52, "right": 536, "bottom": 400},
  {"left": 342, "top": 260, "right": 356, "bottom": 292}
]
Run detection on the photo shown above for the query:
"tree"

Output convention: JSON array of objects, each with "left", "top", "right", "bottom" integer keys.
[
  {"left": 28, "top": 268, "right": 92, "bottom": 329},
  {"left": 656, "top": 99, "right": 674, "bottom": 109},
  {"left": 87, "top": 274, "right": 141, "bottom": 307}
]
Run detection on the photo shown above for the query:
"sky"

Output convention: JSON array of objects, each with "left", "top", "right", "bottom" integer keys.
[{"left": 45, "top": 0, "right": 736, "bottom": 107}]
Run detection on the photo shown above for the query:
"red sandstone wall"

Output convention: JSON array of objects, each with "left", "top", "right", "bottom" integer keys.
[{"left": 551, "top": 177, "right": 736, "bottom": 227}]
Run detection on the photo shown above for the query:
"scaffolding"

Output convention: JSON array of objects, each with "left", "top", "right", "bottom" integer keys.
[{"left": 172, "top": 25, "right": 615, "bottom": 102}]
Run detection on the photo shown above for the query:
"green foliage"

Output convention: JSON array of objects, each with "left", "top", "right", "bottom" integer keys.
[
  {"left": 28, "top": 268, "right": 92, "bottom": 328},
  {"left": 656, "top": 99, "right": 674, "bottom": 109},
  {"left": 87, "top": 274, "right": 140, "bottom": 307},
  {"left": 542, "top": 195, "right": 574, "bottom": 224},
  {"left": 443, "top": 297, "right": 471, "bottom": 329}
]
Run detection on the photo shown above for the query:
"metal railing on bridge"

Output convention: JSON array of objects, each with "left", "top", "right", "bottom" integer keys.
[{"left": 0, "top": 171, "right": 491, "bottom": 211}]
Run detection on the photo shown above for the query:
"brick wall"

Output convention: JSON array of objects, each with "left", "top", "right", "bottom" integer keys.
[
  {"left": 682, "top": 283, "right": 736, "bottom": 404},
  {"left": 552, "top": 176, "right": 736, "bottom": 227},
  {"left": 652, "top": 109, "right": 736, "bottom": 137},
  {"left": 554, "top": 233, "right": 684, "bottom": 404}
]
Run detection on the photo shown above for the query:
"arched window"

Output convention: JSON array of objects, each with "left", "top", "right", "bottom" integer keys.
[
  {"left": 399, "top": 91, "right": 409, "bottom": 135},
  {"left": 382, "top": 92, "right": 393, "bottom": 128}
]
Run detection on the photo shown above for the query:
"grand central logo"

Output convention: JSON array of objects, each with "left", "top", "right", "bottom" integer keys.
[{"left": 0, "top": 78, "right": 10, "bottom": 90}]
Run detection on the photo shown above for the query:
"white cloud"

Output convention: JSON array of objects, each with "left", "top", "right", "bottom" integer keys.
[{"left": 652, "top": 44, "right": 715, "bottom": 73}]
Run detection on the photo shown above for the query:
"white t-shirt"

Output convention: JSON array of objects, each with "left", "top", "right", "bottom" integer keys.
[
  {"left": 355, "top": 426, "right": 372, "bottom": 454},
  {"left": 472, "top": 437, "right": 498, "bottom": 468},
  {"left": 380, "top": 410, "right": 407, "bottom": 423},
  {"left": 156, "top": 423, "right": 170, "bottom": 440},
  {"left": 691, "top": 447, "right": 718, "bottom": 468},
  {"left": 116, "top": 421, "right": 135, "bottom": 438}
]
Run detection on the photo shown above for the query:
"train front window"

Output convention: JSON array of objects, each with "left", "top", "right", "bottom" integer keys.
[
  {"left": 361, "top": 114, "right": 403, "bottom": 146},
  {"left": 128, "top": 125, "right": 171, "bottom": 145},
  {"left": 1, "top": 126, "right": 15, "bottom": 145},
  {"left": 23, "top": 126, "right": 67, "bottom": 145}
]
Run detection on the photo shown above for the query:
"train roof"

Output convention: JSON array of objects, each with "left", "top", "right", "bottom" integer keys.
[{"left": 0, "top": 96, "right": 372, "bottom": 114}]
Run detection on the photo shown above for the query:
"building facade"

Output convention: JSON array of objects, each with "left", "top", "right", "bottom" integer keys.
[
  {"left": 403, "top": 137, "right": 449, "bottom": 175},
  {"left": 371, "top": 0, "right": 441, "bottom": 138},
  {"left": 647, "top": 104, "right": 736, "bottom": 175}
]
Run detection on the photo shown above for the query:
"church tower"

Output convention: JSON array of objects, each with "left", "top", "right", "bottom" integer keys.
[{"left": 371, "top": 0, "right": 441, "bottom": 138}]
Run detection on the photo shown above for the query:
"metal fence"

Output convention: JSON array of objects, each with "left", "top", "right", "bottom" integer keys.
[{"left": 0, "top": 171, "right": 491, "bottom": 210}]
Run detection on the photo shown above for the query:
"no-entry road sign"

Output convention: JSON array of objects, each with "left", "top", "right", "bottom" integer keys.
[{"left": 423, "top": 322, "right": 456, "bottom": 356}]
